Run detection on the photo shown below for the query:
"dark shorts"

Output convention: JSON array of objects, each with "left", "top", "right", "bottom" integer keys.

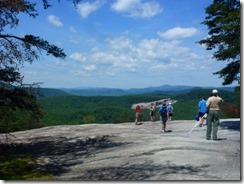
[
  {"left": 198, "top": 112, "right": 205, "bottom": 117},
  {"left": 160, "top": 116, "right": 167, "bottom": 124}
]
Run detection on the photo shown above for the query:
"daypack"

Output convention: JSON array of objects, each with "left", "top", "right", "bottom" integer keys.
[
  {"left": 159, "top": 107, "right": 167, "bottom": 117},
  {"left": 194, "top": 113, "right": 199, "bottom": 121}
]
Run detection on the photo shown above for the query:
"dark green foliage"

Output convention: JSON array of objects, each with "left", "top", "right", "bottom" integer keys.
[
  {"left": 38, "top": 95, "right": 158, "bottom": 125},
  {"left": 0, "top": 155, "right": 54, "bottom": 180},
  {"left": 173, "top": 88, "right": 238, "bottom": 119},
  {"left": 24, "top": 34, "right": 66, "bottom": 59},
  {"left": 1, "top": 86, "right": 239, "bottom": 132},
  {"left": 197, "top": 0, "right": 240, "bottom": 85},
  {"left": 0, "top": 67, "right": 43, "bottom": 133},
  {"left": 38, "top": 89, "right": 239, "bottom": 127},
  {"left": 174, "top": 88, "right": 236, "bottom": 103}
]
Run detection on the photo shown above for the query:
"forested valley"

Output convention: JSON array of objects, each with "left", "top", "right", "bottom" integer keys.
[{"left": 1, "top": 88, "right": 239, "bottom": 133}]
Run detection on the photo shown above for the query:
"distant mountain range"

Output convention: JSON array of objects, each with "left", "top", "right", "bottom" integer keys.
[{"left": 39, "top": 85, "right": 235, "bottom": 97}]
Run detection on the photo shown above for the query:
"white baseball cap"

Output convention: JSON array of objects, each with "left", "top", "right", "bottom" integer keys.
[{"left": 212, "top": 89, "right": 218, "bottom": 94}]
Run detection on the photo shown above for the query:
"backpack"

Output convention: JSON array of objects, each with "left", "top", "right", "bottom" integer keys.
[
  {"left": 194, "top": 113, "right": 199, "bottom": 121},
  {"left": 159, "top": 106, "right": 167, "bottom": 117}
]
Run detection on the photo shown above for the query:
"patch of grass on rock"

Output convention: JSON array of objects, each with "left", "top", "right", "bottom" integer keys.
[{"left": 0, "top": 155, "right": 54, "bottom": 180}]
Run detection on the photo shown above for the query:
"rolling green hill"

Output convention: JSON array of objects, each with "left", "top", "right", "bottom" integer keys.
[
  {"left": 38, "top": 88, "right": 239, "bottom": 127},
  {"left": 64, "top": 88, "right": 130, "bottom": 96},
  {"left": 40, "top": 85, "right": 235, "bottom": 97},
  {"left": 39, "top": 88, "right": 70, "bottom": 97}
]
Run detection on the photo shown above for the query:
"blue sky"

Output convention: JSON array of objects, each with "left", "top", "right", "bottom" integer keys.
[{"left": 12, "top": 0, "right": 239, "bottom": 89}]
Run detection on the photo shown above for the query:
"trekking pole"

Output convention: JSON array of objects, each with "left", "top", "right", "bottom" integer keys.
[{"left": 187, "top": 121, "right": 201, "bottom": 136}]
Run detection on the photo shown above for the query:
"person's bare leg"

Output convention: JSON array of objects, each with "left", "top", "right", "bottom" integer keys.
[
  {"left": 162, "top": 123, "right": 166, "bottom": 133},
  {"left": 199, "top": 117, "right": 204, "bottom": 127}
]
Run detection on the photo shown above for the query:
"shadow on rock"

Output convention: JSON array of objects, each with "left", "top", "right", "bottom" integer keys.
[
  {"left": 0, "top": 135, "right": 132, "bottom": 176},
  {"left": 76, "top": 160, "right": 212, "bottom": 180},
  {"left": 219, "top": 120, "right": 240, "bottom": 131}
]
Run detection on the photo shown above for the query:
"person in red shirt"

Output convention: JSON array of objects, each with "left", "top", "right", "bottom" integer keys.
[{"left": 135, "top": 105, "right": 141, "bottom": 125}]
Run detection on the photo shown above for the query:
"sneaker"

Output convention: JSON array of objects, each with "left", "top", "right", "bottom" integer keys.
[{"left": 161, "top": 130, "right": 164, "bottom": 133}]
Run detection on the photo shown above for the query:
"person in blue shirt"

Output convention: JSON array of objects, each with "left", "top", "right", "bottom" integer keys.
[
  {"left": 158, "top": 102, "right": 168, "bottom": 133},
  {"left": 198, "top": 97, "right": 207, "bottom": 127},
  {"left": 167, "top": 102, "right": 173, "bottom": 121}
]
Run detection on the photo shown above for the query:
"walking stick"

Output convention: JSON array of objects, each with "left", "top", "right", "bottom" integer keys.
[{"left": 187, "top": 121, "right": 201, "bottom": 136}]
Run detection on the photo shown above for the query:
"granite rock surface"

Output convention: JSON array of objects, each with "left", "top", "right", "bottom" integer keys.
[{"left": 0, "top": 119, "right": 240, "bottom": 181}]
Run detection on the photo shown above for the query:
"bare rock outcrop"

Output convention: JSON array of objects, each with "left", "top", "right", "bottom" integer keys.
[
  {"left": 0, "top": 119, "right": 240, "bottom": 180},
  {"left": 131, "top": 98, "right": 177, "bottom": 109}
]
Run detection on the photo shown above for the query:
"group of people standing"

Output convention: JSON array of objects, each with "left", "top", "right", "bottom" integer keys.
[
  {"left": 149, "top": 102, "right": 173, "bottom": 122},
  {"left": 135, "top": 102, "right": 174, "bottom": 133},
  {"left": 135, "top": 89, "right": 224, "bottom": 140}
]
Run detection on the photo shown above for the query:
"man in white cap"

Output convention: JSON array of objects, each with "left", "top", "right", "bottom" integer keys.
[
  {"left": 205, "top": 89, "right": 224, "bottom": 140},
  {"left": 167, "top": 102, "right": 173, "bottom": 121}
]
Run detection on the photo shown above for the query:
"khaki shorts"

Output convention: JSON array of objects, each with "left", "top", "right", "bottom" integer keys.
[{"left": 136, "top": 112, "right": 140, "bottom": 118}]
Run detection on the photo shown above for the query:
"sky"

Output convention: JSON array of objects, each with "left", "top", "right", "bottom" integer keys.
[{"left": 10, "top": 0, "right": 240, "bottom": 89}]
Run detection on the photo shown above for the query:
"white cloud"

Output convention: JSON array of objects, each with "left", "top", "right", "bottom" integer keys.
[
  {"left": 47, "top": 15, "right": 63, "bottom": 27},
  {"left": 69, "top": 52, "right": 87, "bottom": 62},
  {"left": 105, "top": 36, "right": 133, "bottom": 51},
  {"left": 70, "top": 35, "right": 205, "bottom": 75},
  {"left": 83, "top": 65, "right": 97, "bottom": 71},
  {"left": 157, "top": 27, "right": 199, "bottom": 39},
  {"left": 111, "top": 0, "right": 140, "bottom": 12},
  {"left": 77, "top": 0, "right": 105, "bottom": 18},
  {"left": 111, "top": 0, "right": 162, "bottom": 19}
]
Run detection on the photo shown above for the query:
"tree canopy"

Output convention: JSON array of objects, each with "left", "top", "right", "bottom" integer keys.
[
  {"left": 0, "top": 0, "right": 79, "bottom": 132},
  {"left": 197, "top": 0, "right": 240, "bottom": 86}
]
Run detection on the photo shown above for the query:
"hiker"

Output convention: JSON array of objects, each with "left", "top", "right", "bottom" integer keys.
[
  {"left": 206, "top": 89, "right": 224, "bottom": 140},
  {"left": 167, "top": 102, "right": 173, "bottom": 121},
  {"left": 198, "top": 97, "right": 207, "bottom": 127},
  {"left": 135, "top": 105, "right": 141, "bottom": 125},
  {"left": 150, "top": 103, "right": 156, "bottom": 121},
  {"left": 158, "top": 102, "right": 168, "bottom": 133}
]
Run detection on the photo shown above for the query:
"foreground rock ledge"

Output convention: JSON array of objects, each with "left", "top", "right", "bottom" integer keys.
[{"left": 0, "top": 119, "right": 240, "bottom": 180}]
